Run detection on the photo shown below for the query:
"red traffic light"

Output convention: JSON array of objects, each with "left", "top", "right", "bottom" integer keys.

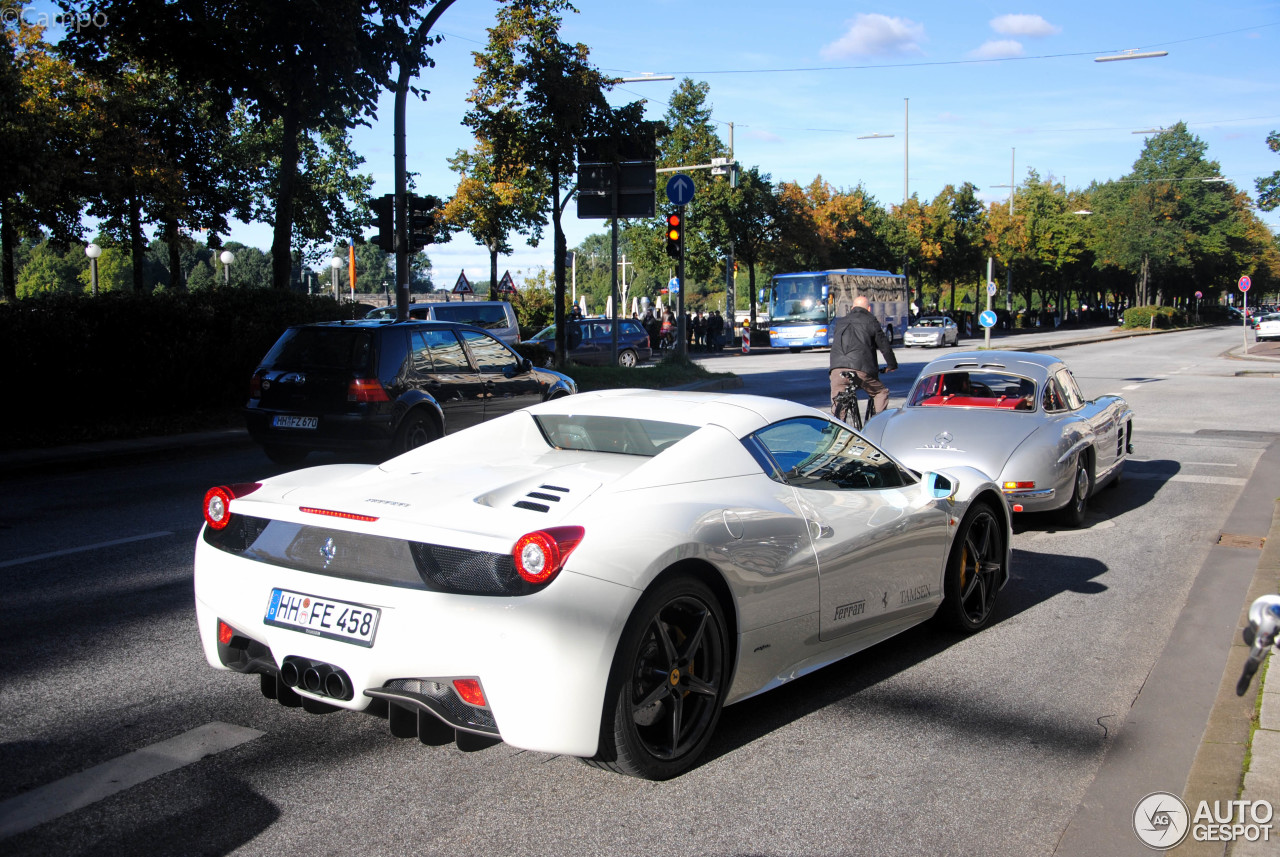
[{"left": 666, "top": 213, "right": 681, "bottom": 241}]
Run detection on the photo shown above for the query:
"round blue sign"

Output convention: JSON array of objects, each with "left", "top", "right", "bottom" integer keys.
[
  {"left": 668, "top": 276, "right": 681, "bottom": 294},
  {"left": 666, "top": 174, "right": 695, "bottom": 206},
  {"left": 979, "top": 310, "right": 998, "bottom": 329}
]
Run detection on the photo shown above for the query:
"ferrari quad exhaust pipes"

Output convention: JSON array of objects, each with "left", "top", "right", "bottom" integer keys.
[{"left": 279, "top": 656, "right": 353, "bottom": 701}]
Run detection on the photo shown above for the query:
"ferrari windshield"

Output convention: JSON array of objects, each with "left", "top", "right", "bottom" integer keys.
[
  {"left": 534, "top": 415, "right": 697, "bottom": 456},
  {"left": 908, "top": 371, "right": 1037, "bottom": 411}
]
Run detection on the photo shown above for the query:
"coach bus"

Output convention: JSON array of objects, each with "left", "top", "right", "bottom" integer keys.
[{"left": 762, "top": 268, "right": 908, "bottom": 350}]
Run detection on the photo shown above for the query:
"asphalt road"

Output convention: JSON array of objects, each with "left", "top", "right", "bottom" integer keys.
[{"left": 0, "top": 327, "right": 1276, "bottom": 856}]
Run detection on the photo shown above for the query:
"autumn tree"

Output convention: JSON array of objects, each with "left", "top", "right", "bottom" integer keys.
[
  {"left": 1, "top": 10, "right": 92, "bottom": 299},
  {"left": 444, "top": 139, "right": 547, "bottom": 288}
]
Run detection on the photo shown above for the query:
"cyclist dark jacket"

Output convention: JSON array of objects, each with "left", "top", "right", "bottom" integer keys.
[{"left": 830, "top": 306, "right": 898, "bottom": 376}]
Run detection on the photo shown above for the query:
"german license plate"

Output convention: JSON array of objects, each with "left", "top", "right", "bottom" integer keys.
[
  {"left": 272, "top": 415, "right": 318, "bottom": 429},
  {"left": 264, "top": 588, "right": 380, "bottom": 647}
]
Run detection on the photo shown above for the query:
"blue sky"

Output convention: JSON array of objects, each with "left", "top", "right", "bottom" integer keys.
[{"left": 31, "top": 1, "right": 1280, "bottom": 282}]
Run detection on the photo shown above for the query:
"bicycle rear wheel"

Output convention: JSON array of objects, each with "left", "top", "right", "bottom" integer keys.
[{"left": 837, "top": 395, "right": 863, "bottom": 430}]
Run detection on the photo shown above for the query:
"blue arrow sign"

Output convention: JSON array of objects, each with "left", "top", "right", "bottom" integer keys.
[
  {"left": 666, "top": 174, "right": 695, "bottom": 206},
  {"left": 668, "top": 276, "right": 680, "bottom": 294},
  {"left": 979, "top": 310, "right": 998, "bottom": 329}
]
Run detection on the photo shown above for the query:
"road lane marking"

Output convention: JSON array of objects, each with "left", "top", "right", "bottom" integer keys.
[
  {"left": 1124, "top": 473, "right": 1247, "bottom": 486},
  {"left": 0, "top": 531, "right": 174, "bottom": 569},
  {"left": 1122, "top": 384, "right": 1143, "bottom": 390},
  {"left": 1184, "top": 462, "right": 1238, "bottom": 467},
  {"left": 0, "top": 722, "right": 264, "bottom": 839}
]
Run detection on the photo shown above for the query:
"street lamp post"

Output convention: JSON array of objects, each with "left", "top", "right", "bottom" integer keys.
[
  {"left": 219, "top": 250, "right": 235, "bottom": 286},
  {"left": 85, "top": 243, "right": 102, "bottom": 296},
  {"left": 329, "top": 256, "right": 343, "bottom": 300},
  {"left": 989, "top": 148, "right": 1017, "bottom": 313}
]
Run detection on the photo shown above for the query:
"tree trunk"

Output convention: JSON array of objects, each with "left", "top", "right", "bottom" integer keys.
[
  {"left": 271, "top": 105, "right": 302, "bottom": 290},
  {"left": 551, "top": 170, "right": 566, "bottom": 369},
  {"left": 165, "top": 219, "right": 185, "bottom": 291},
  {"left": 1, "top": 196, "right": 15, "bottom": 300},
  {"left": 489, "top": 245, "right": 498, "bottom": 294},
  {"left": 129, "top": 187, "right": 146, "bottom": 294}
]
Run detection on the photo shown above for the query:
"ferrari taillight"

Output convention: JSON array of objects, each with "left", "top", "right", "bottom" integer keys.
[
  {"left": 348, "top": 377, "right": 390, "bottom": 403},
  {"left": 512, "top": 526, "right": 585, "bottom": 585},
  {"left": 203, "top": 482, "right": 261, "bottom": 529},
  {"left": 453, "top": 678, "right": 487, "bottom": 707}
]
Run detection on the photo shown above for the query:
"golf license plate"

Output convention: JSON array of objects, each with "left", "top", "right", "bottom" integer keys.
[
  {"left": 264, "top": 588, "right": 380, "bottom": 647},
  {"left": 272, "top": 415, "right": 318, "bottom": 429}
]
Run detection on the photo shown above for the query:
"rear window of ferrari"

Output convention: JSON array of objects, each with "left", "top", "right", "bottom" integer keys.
[{"left": 533, "top": 415, "right": 697, "bottom": 456}]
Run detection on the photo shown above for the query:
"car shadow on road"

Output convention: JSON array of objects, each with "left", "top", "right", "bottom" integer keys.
[
  {"left": 1010, "top": 458, "right": 1177, "bottom": 535},
  {"left": 700, "top": 546, "right": 1110, "bottom": 772}
]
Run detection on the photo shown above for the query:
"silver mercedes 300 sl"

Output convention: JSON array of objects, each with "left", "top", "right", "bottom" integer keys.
[{"left": 860, "top": 351, "right": 1134, "bottom": 527}]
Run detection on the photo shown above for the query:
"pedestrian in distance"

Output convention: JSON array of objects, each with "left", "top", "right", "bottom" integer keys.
[{"left": 829, "top": 295, "right": 898, "bottom": 416}]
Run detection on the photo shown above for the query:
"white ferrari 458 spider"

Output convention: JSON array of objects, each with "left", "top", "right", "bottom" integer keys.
[{"left": 195, "top": 390, "right": 1011, "bottom": 779}]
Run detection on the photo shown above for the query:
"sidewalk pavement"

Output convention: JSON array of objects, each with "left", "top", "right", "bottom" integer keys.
[{"left": 4, "top": 321, "right": 1279, "bottom": 852}]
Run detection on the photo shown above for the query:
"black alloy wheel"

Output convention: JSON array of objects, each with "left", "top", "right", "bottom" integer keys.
[
  {"left": 938, "top": 502, "right": 1005, "bottom": 632},
  {"left": 589, "top": 577, "right": 728, "bottom": 780}
]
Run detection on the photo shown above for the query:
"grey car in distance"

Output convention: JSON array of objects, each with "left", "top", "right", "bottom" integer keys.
[{"left": 902, "top": 315, "right": 960, "bottom": 347}]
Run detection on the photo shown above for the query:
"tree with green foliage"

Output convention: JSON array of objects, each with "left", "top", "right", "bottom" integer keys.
[
  {"left": 704, "top": 166, "right": 776, "bottom": 327},
  {"left": 464, "top": 0, "right": 643, "bottom": 367},
  {"left": 1256, "top": 131, "right": 1280, "bottom": 212},
  {"left": 65, "top": 0, "right": 404, "bottom": 289}
]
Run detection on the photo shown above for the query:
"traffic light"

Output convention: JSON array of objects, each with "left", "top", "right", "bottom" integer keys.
[
  {"left": 408, "top": 194, "right": 442, "bottom": 250},
  {"left": 370, "top": 194, "right": 394, "bottom": 252},
  {"left": 665, "top": 212, "right": 682, "bottom": 259}
]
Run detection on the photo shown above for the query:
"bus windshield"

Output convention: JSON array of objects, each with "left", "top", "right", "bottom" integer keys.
[{"left": 770, "top": 276, "right": 829, "bottom": 324}]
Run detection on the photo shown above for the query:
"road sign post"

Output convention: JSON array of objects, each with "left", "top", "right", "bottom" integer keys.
[
  {"left": 984, "top": 258, "right": 994, "bottom": 349},
  {"left": 1239, "top": 275, "right": 1252, "bottom": 350},
  {"left": 666, "top": 175, "right": 695, "bottom": 359}
]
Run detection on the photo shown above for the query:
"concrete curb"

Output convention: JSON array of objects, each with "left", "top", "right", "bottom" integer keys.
[
  {"left": 1173, "top": 500, "right": 1280, "bottom": 857},
  {"left": 1228, "top": 502, "right": 1280, "bottom": 857}
]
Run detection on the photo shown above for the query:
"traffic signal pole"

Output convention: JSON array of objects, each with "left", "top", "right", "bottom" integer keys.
[{"left": 677, "top": 204, "right": 687, "bottom": 360}]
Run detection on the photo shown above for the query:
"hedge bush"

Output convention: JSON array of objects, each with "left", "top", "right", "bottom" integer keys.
[
  {"left": 0, "top": 290, "right": 361, "bottom": 447},
  {"left": 1121, "top": 305, "right": 1187, "bottom": 329}
]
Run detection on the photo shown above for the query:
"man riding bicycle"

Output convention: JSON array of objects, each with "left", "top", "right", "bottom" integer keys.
[{"left": 829, "top": 295, "right": 898, "bottom": 418}]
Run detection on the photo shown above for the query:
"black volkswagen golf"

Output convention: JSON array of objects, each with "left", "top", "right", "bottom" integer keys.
[{"left": 245, "top": 320, "right": 577, "bottom": 465}]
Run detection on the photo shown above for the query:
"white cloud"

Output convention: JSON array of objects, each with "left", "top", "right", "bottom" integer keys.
[
  {"left": 745, "top": 128, "right": 783, "bottom": 143},
  {"left": 820, "top": 13, "right": 926, "bottom": 59},
  {"left": 990, "top": 14, "right": 1060, "bottom": 38},
  {"left": 970, "top": 40, "right": 1025, "bottom": 59}
]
